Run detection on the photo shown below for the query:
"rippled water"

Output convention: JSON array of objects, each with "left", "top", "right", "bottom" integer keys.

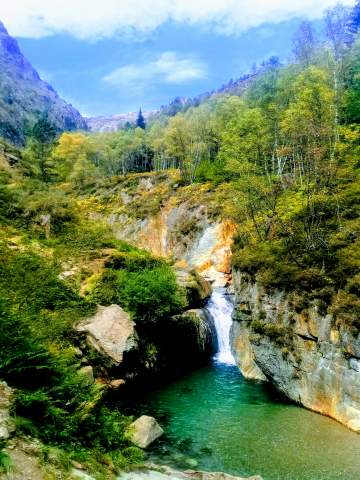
[{"left": 138, "top": 362, "right": 360, "bottom": 480}]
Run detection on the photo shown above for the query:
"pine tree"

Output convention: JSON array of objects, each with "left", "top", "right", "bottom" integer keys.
[
  {"left": 136, "top": 108, "right": 146, "bottom": 130},
  {"left": 26, "top": 115, "right": 58, "bottom": 181}
]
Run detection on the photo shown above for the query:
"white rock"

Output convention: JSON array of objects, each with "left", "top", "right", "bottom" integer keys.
[
  {"left": 126, "top": 416, "right": 164, "bottom": 449},
  {"left": 118, "top": 465, "right": 262, "bottom": 480},
  {"left": 72, "top": 469, "right": 95, "bottom": 480},
  {"left": 349, "top": 358, "right": 360, "bottom": 373}
]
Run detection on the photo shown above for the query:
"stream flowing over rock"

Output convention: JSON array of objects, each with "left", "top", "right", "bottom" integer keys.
[
  {"left": 90, "top": 184, "right": 360, "bottom": 432},
  {"left": 230, "top": 271, "right": 360, "bottom": 432}
]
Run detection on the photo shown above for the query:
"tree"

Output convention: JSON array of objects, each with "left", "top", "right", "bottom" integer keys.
[
  {"left": 69, "top": 153, "right": 97, "bottom": 188},
  {"left": 280, "top": 66, "right": 335, "bottom": 180},
  {"left": 325, "top": 4, "right": 352, "bottom": 59},
  {"left": 31, "top": 115, "right": 57, "bottom": 145},
  {"left": 343, "top": 36, "right": 360, "bottom": 123},
  {"left": 135, "top": 109, "right": 146, "bottom": 130},
  {"left": 293, "top": 20, "right": 318, "bottom": 66},
  {"left": 22, "top": 115, "right": 58, "bottom": 182},
  {"left": 219, "top": 107, "right": 271, "bottom": 178},
  {"left": 52, "top": 132, "right": 95, "bottom": 181}
]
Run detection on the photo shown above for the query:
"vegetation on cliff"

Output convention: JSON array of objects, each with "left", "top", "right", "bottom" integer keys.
[
  {"left": 17, "top": 3, "right": 359, "bottom": 328},
  {"left": 0, "top": 165, "right": 189, "bottom": 476},
  {"left": 1, "top": 0, "right": 360, "bottom": 476}
]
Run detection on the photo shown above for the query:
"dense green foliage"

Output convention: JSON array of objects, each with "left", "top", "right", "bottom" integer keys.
[
  {"left": 1, "top": 2, "right": 360, "bottom": 476},
  {"left": 0, "top": 157, "right": 187, "bottom": 475},
  {"left": 23, "top": 5, "right": 359, "bottom": 328},
  {"left": 90, "top": 264, "right": 185, "bottom": 323}
]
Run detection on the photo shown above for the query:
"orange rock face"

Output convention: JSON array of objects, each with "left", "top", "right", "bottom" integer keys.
[{"left": 113, "top": 201, "right": 237, "bottom": 285}]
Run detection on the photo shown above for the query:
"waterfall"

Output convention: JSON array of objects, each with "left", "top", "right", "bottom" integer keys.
[{"left": 206, "top": 289, "right": 236, "bottom": 365}]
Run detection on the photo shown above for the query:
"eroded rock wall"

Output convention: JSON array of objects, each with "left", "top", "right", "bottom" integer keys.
[
  {"left": 89, "top": 180, "right": 360, "bottom": 432},
  {"left": 107, "top": 202, "right": 236, "bottom": 287},
  {"left": 230, "top": 270, "right": 360, "bottom": 432}
]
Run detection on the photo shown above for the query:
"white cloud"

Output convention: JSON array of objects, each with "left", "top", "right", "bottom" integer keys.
[
  {"left": 103, "top": 51, "right": 207, "bottom": 89},
  {"left": 0, "top": 0, "right": 356, "bottom": 40}
]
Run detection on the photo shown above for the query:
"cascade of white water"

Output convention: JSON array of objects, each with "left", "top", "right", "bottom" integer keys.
[{"left": 206, "top": 289, "right": 236, "bottom": 365}]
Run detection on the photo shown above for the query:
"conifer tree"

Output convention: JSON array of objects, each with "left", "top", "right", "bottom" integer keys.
[{"left": 136, "top": 108, "right": 146, "bottom": 130}]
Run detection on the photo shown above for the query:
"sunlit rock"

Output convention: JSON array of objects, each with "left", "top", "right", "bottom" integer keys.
[
  {"left": 126, "top": 416, "right": 164, "bottom": 449},
  {"left": 230, "top": 270, "right": 360, "bottom": 432},
  {"left": 118, "top": 465, "right": 263, "bottom": 480},
  {"left": 77, "top": 305, "right": 138, "bottom": 366},
  {"left": 78, "top": 366, "right": 94, "bottom": 386}
]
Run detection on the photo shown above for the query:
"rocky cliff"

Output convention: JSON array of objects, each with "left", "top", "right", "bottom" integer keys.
[
  {"left": 84, "top": 172, "right": 360, "bottom": 432},
  {"left": 94, "top": 181, "right": 236, "bottom": 286},
  {"left": 0, "top": 20, "right": 87, "bottom": 145},
  {"left": 230, "top": 270, "right": 360, "bottom": 432}
]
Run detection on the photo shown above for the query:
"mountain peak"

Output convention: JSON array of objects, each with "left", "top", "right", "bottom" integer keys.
[
  {"left": 0, "top": 20, "right": 87, "bottom": 145},
  {"left": 0, "top": 20, "right": 7, "bottom": 34}
]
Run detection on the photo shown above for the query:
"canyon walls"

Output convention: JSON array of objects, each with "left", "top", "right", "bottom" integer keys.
[{"left": 230, "top": 271, "right": 360, "bottom": 432}]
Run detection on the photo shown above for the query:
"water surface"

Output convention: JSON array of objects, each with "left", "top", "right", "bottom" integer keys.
[{"left": 138, "top": 361, "right": 360, "bottom": 480}]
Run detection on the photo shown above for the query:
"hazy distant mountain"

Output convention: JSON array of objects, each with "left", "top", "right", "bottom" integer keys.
[
  {"left": 0, "top": 20, "right": 87, "bottom": 145},
  {"left": 86, "top": 111, "right": 156, "bottom": 132},
  {"left": 156, "top": 62, "right": 275, "bottom": 119},
  {"left": 86, "top": 72, "right": 258, "bottom": 132}
]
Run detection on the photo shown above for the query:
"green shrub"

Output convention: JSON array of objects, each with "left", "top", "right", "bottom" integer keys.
[
  {"left": 104, "top": 250, "right": 162, "bottom": 271},
  {"left": 250, "top": 318, "right": 290, "bottom": 345},
  {"left": 88, "top": 246, "right": 185, "bottom": 324},
  {"left": 115, "top": 265, "right": 185, "bottom": 323},
  {"left": 0, "top": 442, "right": 11, "bottom": 474}
]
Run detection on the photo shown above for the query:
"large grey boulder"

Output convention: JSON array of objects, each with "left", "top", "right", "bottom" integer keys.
[
  {"left": 77, "top": 305, "right": 138, "bottom": 366},
  {"left": 126, "top": 416, "right": 164, "bottom": 449}
]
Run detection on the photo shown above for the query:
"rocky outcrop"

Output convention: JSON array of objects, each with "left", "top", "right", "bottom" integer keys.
[
  {"left": 77, "top": 305, "right": 138, "bottom": 366},
  {"left": 171, "top": 309, "right": 216, "bottom": 358},
  {"left": 175, "top": 269, "right": 212, "bottom": 308},
  {"left": 1, "top": 438, "right": 97, "bottom": 480},
  {"left": 78, "top": 366, "right": 95, "bottom": 386},
  {"left": 0, "top": 381, "right": 14, "bottom": 440},
  {"left": 86, "top": 111, "right": 155, "bottom": 132},
  {"left": 119, "top": 465, "right": 262, "bottom": 480},
  {"left": 230, "top": 271, "right": 360, "bottom": 432},
  {"left": 107, "top": 199, "right": 236, "bottom": 288},
  {"left": 126, "top": 416, "right": 164, "bottom": 449}
]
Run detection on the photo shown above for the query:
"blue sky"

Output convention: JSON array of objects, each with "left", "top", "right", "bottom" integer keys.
[{"left": 0, "top": 0, "right": 355, "bottom": 116}]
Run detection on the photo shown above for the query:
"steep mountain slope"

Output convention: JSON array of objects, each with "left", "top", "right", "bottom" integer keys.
[{"left": 0, "top": 20, "right": 87, "bottom": 145}]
